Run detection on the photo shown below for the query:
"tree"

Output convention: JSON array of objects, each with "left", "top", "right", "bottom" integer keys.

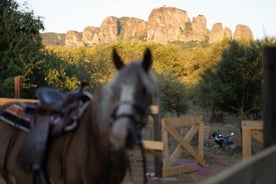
[
  {"left": 0, "top": 0, "right": 44, "bottom": 97},
  {"left": 158, "top": 72, "right": 188, "bottom": 117},
  {"left": 196, "top": 40, "right": 263, "bottom": 119}
]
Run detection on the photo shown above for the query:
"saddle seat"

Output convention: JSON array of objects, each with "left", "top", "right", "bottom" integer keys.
[
  {"left": 33, "top": 82, "right": 91, "bottom": 115},
  {"left": 16, "top": 83, "right": 92, "bottom": 184},
  {"left": 36, "top": 87, "right": 65, "bottom": 113}
]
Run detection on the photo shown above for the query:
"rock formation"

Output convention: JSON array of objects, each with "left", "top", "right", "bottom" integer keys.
[
  {"left": 62, "top": 6, "right": 254, "bottom": 47},
  {"left": 209, "top": 23, "right": 232, "bottom": 44},
  {"left": 233, "top": 24, "right": 254, "bottom": 41},
  {"left": 122, "top": 18, "right": 147, "bottom": 40},
  {"left": 147, "top": 7, "right": 190, "bottom": 44},
  {"left": 65, "top": 31, "right": 84, "bottom": 47}
]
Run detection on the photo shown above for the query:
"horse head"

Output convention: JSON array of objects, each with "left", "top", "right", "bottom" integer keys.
[{"left": 108, "top": 48, "right": 158, "bottom": 150}]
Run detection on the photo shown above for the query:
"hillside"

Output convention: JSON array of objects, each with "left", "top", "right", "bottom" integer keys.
[{"left": 41, "top": 32, "right": 66, "bottom": 46}]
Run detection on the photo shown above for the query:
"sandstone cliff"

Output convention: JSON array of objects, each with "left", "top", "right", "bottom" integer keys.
[{"left": 63, "top": 6, "right": 254, "bottom": 47}]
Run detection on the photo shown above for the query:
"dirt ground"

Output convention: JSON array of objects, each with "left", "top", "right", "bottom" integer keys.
[{"left": 122, "top": 117, "right": 263, "bottom": 184}]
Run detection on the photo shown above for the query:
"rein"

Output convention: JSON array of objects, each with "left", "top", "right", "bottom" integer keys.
[{"left": 108, "top": 97, "right": 150, "bottom": 184}]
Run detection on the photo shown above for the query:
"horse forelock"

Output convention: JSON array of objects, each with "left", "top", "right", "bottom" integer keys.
[{"left": 107, "top": 61, "right": 159, "bottom": 106}]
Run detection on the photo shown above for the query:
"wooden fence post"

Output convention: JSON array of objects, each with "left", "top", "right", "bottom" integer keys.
[
  {"left": 151, "top": 105, "right": 162, "bottom": 177},
  {"left": 14, "top": 76, "right": 22, "bottom": 98},
  {"left": 263, "top": 46, "right": 276, "bottom": 148}
]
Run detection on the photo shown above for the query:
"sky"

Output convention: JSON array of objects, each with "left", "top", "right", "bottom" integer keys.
[{"left": 16, "top": 0, "right": 275, "bottom": 40}]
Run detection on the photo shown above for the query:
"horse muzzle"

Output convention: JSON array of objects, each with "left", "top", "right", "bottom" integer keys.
[{"left": 109, "top": 116, "right": 142, "bottom": 151}]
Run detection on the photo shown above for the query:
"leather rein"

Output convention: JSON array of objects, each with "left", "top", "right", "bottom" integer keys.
[{"left": 107, "top": 99, "right": 150, "bottom": 184}]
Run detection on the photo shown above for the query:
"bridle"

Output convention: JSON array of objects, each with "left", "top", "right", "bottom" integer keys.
[
  {"left": 108, "top": 98, "right": 151, "bottom": 184},
  {"left": 111, "top": 99, "right": 150, "bottom": 132}
]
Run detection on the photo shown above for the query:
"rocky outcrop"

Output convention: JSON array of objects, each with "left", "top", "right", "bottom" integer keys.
[
  {"left": 147, "top": 7, "right": 190, "bottom": 44},
  {"left": 82, "top": 26, "right": 101, "bottom": 46},
  {"left": 233, "top": 24, "right": 254, "bottom": 41},
  {"left": 209, "top": 23, "right": 232, "bottom": 44},
  {"left": 99, "top": 16, "right": 120, "bottom": 44},
  {"left": 122, "top": 18, "right": 147, "bottom": 40},
  {"left": 63, "top": 6, "right": 254, "bottom": 47},
  {"left": 65, "top": 31, "right": 84, "bottom": 47},
  {"left": 191, "top": 15, "right": 208, "bottom": 41}
]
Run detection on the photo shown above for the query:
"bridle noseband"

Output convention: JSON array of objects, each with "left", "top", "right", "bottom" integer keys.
[{"left": 111, "top": 100, "right": 150, "bottom": 130}]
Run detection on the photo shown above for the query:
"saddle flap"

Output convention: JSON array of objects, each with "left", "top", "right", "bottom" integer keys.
[{"left": 17, "top": 115, "right": 51, "bottom": 173}]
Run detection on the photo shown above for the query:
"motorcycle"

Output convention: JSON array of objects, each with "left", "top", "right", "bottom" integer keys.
[{"left": 212, "top": 131, "right": 235, "bottom": 150}]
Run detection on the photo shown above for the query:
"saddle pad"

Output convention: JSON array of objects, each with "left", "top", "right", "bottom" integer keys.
[
  {"left": 0, "top": 101, "right": 90, "bottom": 132},
  {"left": 0, "top": 102, "right": 31, "bottom": 132}
]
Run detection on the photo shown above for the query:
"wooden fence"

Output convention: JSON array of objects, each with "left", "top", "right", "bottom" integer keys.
[{"left": 242, "top": 120, "right": 264, "bottom": 159}]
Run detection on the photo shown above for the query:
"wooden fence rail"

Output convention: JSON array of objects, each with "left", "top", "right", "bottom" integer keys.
[{"left": 0, "top": 98, "right": 38, "bottom": 105}]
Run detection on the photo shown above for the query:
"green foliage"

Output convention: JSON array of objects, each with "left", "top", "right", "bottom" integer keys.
[
  {"left": 0, "top": 0, "right": 44, "bottom": 97},
  {"left": 153, "top": 44, "right": 184, "bottom": 77},
  {"left": 40, "top": 33, "right": 65, "bottom": 46},
  {"left": 181, "top": 40, "right": 229, "bottom": 87},
  {"left": 45, "top": 68, "right": 79, "bottom": 90},
  {"left": 158, "top": 73, "right": 187, "bottom": 117},
  {"left": 195, "top": 40, "right": 263, "bottom": 119}
]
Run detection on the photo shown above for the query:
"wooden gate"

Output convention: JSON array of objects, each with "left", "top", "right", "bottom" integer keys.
[{"left": 162, "top": 116, "right": 205, "bottom": 177}]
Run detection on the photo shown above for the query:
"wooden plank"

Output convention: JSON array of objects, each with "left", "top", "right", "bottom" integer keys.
[
  {"left": 14, "top": 76, "right": 22, "bottom": 98},
  {"left": 164, "top": 123, "right": 205, "bottom": 166},
  {"left": 242, "top": 128, "right": 252, "bottom": 159},
  {"left": 251, "top": 130, "right": 264, "bottom": 143},
  {"left": 198, "top": 122, "right": 204, "bottom": 157},
  {"left": 162, "top": 119, "right": 169, "bottom": 173},
  {"left": 201, "top": 145, "right": 276, "bottom": 184},
  {"left": 143, "top": 140, "right": 163, "bottom": 150},
  {"left": 242, "top": 120, "right": 263, "bottom": 130},
  {"left": 0, "top": 98, "right": 38, "bottom": 105},
  {"left": 169, "top": 125, "right": 198, "bottom": 163},
  {"left": 163, "top": 164, "right": 196, "bottom": 177},
  {"left": 163, "top": 116, "right": 202, "bottom": 127}
]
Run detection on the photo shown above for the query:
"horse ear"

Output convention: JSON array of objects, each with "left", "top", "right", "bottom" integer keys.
[
  {"left": 142, "top": 48, "right": 152, "bottom": 72},
  {"left": 112, "top": 48, "right": 125, "bottom": 70}
]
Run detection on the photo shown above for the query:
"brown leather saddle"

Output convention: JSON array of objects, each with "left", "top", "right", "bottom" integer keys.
[{"left": 16, "top": 83, "right": 92, "bottom": 184}]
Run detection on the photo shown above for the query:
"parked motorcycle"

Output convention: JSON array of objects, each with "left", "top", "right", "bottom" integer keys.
[{"left": 212, "top": 131, "right": 235, "bottom": 150}]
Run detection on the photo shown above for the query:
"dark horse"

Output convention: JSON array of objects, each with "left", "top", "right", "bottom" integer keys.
[{"left": 0, "top": 48, "right": 159, "bottom": 184}]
